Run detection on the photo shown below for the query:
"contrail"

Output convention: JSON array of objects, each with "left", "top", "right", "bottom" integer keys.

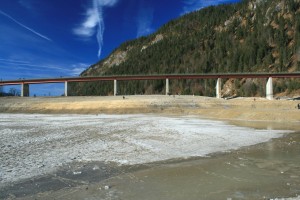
[
  {"left": 0, "top": 10, "right": 52, "bottom": 41},
  {"left": 94, "top": 2, "right": 104, "bottom": 58},
  {"left": 73, "top": 0, "right": 118, "bottom": 58}
]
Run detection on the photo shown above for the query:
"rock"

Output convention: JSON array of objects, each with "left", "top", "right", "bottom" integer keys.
[
  {"left": 39, "top": 164, "right": 45, "bottom": 168},
  {"left": 104, "top": 185, "right": 110, "bottom": 190},
  {"left": 73, "top": 171, "right": 82, "bottom": 175}
]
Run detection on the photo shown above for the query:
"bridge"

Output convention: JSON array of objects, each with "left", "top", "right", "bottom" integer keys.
[{"left": 1, "top": 73, "right": 300, "bottom": 100}]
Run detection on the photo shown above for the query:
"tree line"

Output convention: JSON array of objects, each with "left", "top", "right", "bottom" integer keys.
[{"left": 70, "top": 0, "right": 300, "bottom": 97}]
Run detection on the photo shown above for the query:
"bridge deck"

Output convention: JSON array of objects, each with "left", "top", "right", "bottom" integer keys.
[{"left": 1, "top": 73, "right": 300, "bottom": 86}]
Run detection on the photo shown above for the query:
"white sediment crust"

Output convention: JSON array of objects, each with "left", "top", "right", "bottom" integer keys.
[
  {"left": 271, "top": 196, "right": 300, "bottom": 200},
  {"left": 0, "top": 114, "right": 292, "bottom": 185}
]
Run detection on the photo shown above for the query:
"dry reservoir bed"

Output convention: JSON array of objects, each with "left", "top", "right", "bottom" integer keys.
[
  {"left": 0, "top": 114, "right": 294, "bottom": 195},
  {"left": 1, "top": 95, "right": 300, "bottom": 199}
]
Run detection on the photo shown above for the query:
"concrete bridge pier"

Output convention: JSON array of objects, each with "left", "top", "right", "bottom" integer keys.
[
  {"left": 64, "top": 81, "right": 68, "bottom": 97},
  {"left": 266, "top": 77, "right": 273, "bottom": 100},
  {"left": 166, "top": 78, "right": 169, "bottom": 95},
  {"left": 21, "top": 83, "right": 29, "bottom": 97},
  {"left": 114, "top": 80, "right": 117, "bottom": 96},
  {"left": 216, "top": 78, "right": 222, "bottom": 99}
]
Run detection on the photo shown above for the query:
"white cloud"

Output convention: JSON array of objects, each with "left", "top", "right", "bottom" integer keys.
[
  {"left": 136, "top": 5, "right": 154, "bottom": 38},
  {"left": 182, "top": 0, "right": 237, "bottom": 14},
  {"left": 99, "top": 0, "right": 119, "bottom": 7},
  {"left": 0, "top": 10, "right": 51, "bottom": 41},
  {"left": 0, "top": 59, "right": 68, "bottom": 72},
  {"left": 73, "top": 0, "right": 119, "bottom": 58},
  {"left": 0, "top": 59, "right": 90, "bottom": 81},
  {"left": 73, "top": 8, "right": 99, "bottom": 37},
  {"left": 71, "top": 63, "right": 89, "bottom": 76},
  {"left": 0, "top": 57, "right": 85, "bottom": 77},
  {"left": 0, "top": 58, "right": 30, "bottom": 65}
]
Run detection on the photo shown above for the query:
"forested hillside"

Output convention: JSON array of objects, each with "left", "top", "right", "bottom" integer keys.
[{"left": 70, "top": 0, "right": 300, "bottom": 97}]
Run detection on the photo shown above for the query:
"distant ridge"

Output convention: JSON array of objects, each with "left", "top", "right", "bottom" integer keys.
[{"left": 70, "top": 0, "right": 300, "bottom": 97}]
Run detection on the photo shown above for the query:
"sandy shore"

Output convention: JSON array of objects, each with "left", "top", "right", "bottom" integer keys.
[{"left": 0, "top": 95, "right": 299, "bottom": 123}]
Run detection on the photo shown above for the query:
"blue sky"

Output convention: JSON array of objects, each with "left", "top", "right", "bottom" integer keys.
[{"left": 0, "top": 0, "right": 240, "bottom": 96}]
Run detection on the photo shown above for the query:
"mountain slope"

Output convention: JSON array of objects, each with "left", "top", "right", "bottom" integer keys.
[{"left": 70, "top": 0, "right": 300, "bottom": 97}]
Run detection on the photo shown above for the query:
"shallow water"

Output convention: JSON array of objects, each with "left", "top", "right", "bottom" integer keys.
[
  {"left": 101, "top": 131, "right": 300, "bottom": 200},
  {"left": 17, "top": 131, "right": 300, "bottom": 200},
  {"left": 0, "top": 114, "right": 299, "bottom": 199}
]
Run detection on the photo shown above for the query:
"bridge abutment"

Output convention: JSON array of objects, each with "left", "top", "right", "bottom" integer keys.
[
  {"left": 266, "top": 77, "right": 273, "bottom": 100},
  {"left": 21, "top": 83, "right": 29, "bottom": 97}
]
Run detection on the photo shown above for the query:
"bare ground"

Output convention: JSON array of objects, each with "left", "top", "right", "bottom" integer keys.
[
  {"left": 1, "top": 95, "right": 300, "bottom": 200},
  {"left": 0, "top": 95, "right": 299, "bottom": 123}
]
